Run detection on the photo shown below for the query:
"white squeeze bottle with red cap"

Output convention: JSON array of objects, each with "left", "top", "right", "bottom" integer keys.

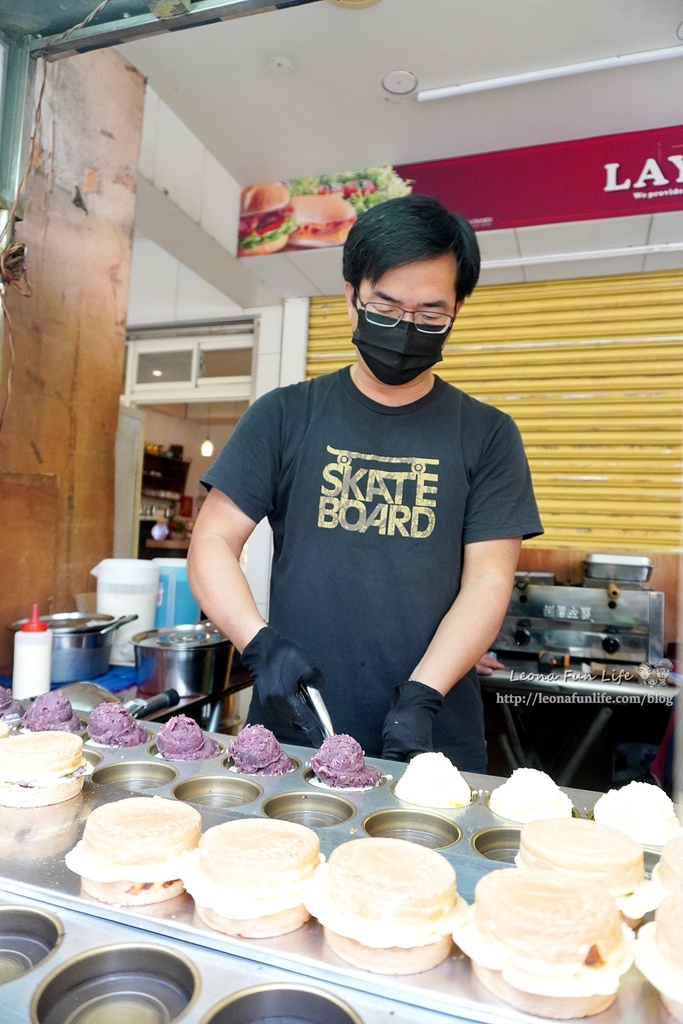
[{"left": 12, "top": 604, "right": 52, "bottom": 700}]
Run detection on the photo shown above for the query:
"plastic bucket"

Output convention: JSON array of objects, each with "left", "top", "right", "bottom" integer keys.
[
  {"left": 153, "top": 558, "right": 200, "bottom": 628},
  {"left": 90, "top": 559, "right": 160, "bottom": 666}
]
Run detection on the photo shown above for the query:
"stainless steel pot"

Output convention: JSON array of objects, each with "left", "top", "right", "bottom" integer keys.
[
  {"left": 132, "top": 623, "right": 233, "bottom": 697},
  {"left": 7, "top": 613, "right": 137, "bottom": 683}
]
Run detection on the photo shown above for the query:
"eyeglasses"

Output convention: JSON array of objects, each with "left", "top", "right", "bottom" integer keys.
[{"left": 358, "top": 299, "right": 454, "bottom": 335}]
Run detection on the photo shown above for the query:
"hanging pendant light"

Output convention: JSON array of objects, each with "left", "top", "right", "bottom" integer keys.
[{"left": 201, "top": 405, "right": 214, "bottom": 457}]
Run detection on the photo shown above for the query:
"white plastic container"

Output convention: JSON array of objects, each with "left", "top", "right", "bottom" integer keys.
[
  {"left": 12, "top": 604, "right": 52, "bottom": 699},
  {"left": 90, "top": 559, "right": 160, "bottom": 665}
]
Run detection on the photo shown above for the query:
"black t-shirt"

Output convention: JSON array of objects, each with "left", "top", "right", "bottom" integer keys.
[{"left": 201, "top": 367, "right": 543, "bottom": 768}]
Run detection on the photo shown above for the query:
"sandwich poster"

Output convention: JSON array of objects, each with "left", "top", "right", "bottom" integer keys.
[{"left": 237, "top": 166, "right": 413, "bottom": 256}]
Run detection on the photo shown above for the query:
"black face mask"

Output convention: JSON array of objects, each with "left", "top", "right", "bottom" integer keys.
[{"left": 352, "top": 311, "right": 448, "bottom": 386}]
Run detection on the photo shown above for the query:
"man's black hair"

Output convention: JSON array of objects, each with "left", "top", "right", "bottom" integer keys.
[{"left": 342, "top": 193, "right": 481, "bottom": 305}]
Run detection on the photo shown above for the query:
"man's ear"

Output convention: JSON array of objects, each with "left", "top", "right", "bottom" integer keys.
[
  {"left": 344, "top": 281, "right": 357, "bottom": 322},
  {"left": 344, "top": 281, "right": 355, "bottom": 310},
  {"left": 455, "top": 299, "right": 465, "bottom": 315}
]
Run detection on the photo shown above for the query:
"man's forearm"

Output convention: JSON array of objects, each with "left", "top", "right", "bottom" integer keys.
[
  {"left": 410, "top": 537, "right": 521, "bottom": 696},
  {"left": 186, "top": 532, "right": 265, "bottom": 653}
]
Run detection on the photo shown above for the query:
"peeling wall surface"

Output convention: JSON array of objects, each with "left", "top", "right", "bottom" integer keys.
[{"left": 0, "top": 48, "right": 144, "bottom": 670}]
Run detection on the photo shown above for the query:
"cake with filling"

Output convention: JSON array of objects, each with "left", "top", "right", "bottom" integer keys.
[
  {"left": 65, "top": 795, "right": 202, "bottom": 906},
  {"left": 305, "top": 836, "right": 465, "bottom": 975},
  {"left": 633, "top": 890, "right": 683, "bottom": 1022},
  {"left": 181, "top": 817, "right": 321, "bottom": 938},
  {"left": 453, "top": 866, "right": 634, "bottom": 1019},
  {"left": 517, "top": 816, "right": 661, "bottom": 928}
]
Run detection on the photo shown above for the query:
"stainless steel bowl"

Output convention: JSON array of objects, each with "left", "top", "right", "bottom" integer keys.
[{"left": 132, "top": 623, "right": 233, "bottom": 698}]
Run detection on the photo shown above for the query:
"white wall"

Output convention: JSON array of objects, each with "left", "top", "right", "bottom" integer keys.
[{"left": 142, "top": 408, "right": 234, "bottom": 512}]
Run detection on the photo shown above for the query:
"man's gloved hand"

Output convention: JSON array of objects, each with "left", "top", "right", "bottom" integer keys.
[
  {"left": 240, "top": 626, "right": 327, "bottom": 743},
  {"left": 381, "top": 680, "right": 444, "bottom": 762}
]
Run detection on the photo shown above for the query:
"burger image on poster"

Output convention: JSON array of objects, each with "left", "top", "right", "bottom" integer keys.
[
  {"left": 90, "top": 559, "right": 160, "bottom": 665},
  {"left": 237, "top": 182, "right": 297, "bottom": 256},
  {"left": 287, "top": 193, "right": 357, "bottom": 248}
]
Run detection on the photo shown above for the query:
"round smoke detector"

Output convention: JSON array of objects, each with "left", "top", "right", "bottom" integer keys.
[{"left": 382, "top": 70, "right": 418, "bottom": 95}]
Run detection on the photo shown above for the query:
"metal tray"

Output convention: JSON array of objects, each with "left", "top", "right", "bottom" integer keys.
[
  {"left": 0, "top": 724, "right": 666, "bottom": 1024},
  {"left": 583, "top": 554, "right": 654, "bottom": 582}
]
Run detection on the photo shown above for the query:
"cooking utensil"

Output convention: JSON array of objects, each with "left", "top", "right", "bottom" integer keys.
[
  {"left": 58, "top": 681, "right": 180, "bottom": 720},
  {"left": 132, "top": 623, "right": 233, "bottom": 698},
  {"left": 7, "top": 614, "right": 138, "bottom": 683},
  {"left": 299, "top": 683, "right": 335, "bottom": 739},
  {"left": 123, "top": 689, "right": 180, "bottom": 719}
]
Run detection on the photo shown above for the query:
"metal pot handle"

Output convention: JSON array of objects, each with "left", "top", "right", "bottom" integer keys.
[{"left": 96, "top": 613, "right": 138, "bottom": 636}]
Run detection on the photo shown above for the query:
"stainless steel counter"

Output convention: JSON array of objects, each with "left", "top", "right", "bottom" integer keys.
[{"left": 0, "top": 724, "right": 670, "bottom": 1024}]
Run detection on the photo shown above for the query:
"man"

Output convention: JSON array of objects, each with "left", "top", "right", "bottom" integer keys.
[{"left": 188, "top": 194, "right": 543, "bottom": 770}]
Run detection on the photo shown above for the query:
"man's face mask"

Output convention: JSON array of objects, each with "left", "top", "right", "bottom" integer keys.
[{"left": 352, "top": 303, "right": 451, "bottom": 386}]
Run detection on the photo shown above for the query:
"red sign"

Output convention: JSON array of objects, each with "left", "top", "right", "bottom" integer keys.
[{"left": 395, "top": 125, "right": 683, "bottom": 231}]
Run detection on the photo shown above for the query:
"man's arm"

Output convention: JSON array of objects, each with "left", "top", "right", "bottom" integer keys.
[
  {"left": 187, "top": 488, "right": 327, "bottom": 741},
  {"left": 411, "top": 536, "right": 521, "bottom": 694},
  {"left": 186, "top": 488, "right": 265, "bottom": 653},
  {"left": 381, "top": 536, "right": 520, "bottom": 760}
]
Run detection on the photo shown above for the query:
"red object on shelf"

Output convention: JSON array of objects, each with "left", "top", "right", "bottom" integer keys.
[{"left": 179, "top": 496, "right": 193, "bottom": 518}]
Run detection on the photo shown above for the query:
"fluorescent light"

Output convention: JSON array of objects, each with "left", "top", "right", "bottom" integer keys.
[
  {"left": 481, "top": 241, "right": 683, "bottom": 270},
  {"left": 417, "top": 46, "right": 683, "bottom": 102}
]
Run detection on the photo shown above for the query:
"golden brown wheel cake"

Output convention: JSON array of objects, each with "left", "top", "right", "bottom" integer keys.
[
  {"left": 305, "top": 836, "right": 464, "bottom": 975},
  {"left": 652, "top": 834, "right": 683, "bottom": 895},
  {"left": 64, "top": 795, "right": 201, "bottom": 906},
  {"left": 0, "top": 731, "right": 87, "bottom": 807},
  {"left": 181, "top": 817, "right": 320, "bottom": 938},
  {"left": 453, "top": 866, "right": 634, "bottom": 1019},
  {"left": 517, "top": 816, "right": 661, "bottom": 928},
  {"left": 633, "top": 890, "right": 683, "bottom": 1021}
]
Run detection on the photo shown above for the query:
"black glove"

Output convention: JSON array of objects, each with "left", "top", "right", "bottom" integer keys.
[
  {"left": 381, "top": 680, "right": 444, "bottom": 762},
  {"left": 240, "top": 626, "right": 327, "bottom": 743}
]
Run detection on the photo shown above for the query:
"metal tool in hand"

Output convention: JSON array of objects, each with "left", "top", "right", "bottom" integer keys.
[{"left": 298, "top": 683, "right": 334, "bottom": 739}]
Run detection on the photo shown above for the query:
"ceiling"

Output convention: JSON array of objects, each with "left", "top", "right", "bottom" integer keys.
[
  {"left": 3, "top": 0, "right": 683, "bottom": 307},
  {"left": 115, "top": 0, "right": 683, "bottom": 301}
]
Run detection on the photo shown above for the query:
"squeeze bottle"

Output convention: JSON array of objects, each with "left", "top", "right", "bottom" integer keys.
[{"left": 12, "top": 604, "right": 52, "bottom": 700}]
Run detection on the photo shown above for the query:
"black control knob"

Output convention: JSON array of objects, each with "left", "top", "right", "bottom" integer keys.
[
  {"left": 515, "top": 577, "right": 529, "bottom": 591},
  {"left": 602, "top": 636, "right": 621, "bottom": 655},
  {"left": 514, "top": 627, "right": 531, "bottom": 646}
]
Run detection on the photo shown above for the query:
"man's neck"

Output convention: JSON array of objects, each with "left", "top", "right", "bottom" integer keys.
[{"left": 349, "top": 361, "right": 436, "bottom": 407}]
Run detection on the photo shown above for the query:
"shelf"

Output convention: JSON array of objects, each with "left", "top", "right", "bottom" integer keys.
[{"left": 141, "top": 453, "right": 190, "bottom": 499}]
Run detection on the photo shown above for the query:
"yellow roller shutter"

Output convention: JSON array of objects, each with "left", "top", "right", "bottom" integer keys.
[{"left": 306, "top": 270, "right": 683, "bottom": 554}]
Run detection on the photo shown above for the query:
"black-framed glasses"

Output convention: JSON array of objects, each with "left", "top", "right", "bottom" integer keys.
[{"left": 358, "top": 299, "right": 454, "bottom": 335}]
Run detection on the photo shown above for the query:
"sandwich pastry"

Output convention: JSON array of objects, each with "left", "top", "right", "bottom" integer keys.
[
  {"left": 0, "top": 731, "right": 90, "bottom": 807},
  {"left": 305, "top": 836, "right": 466, "bottom": 975},
  {"left": 633, "top": 890, "right": 683, "bottom": 1021},
  {"left": 517, "top": 817, "right": 664, "bottom": 928},
  {"left": 181, "top": 817, "right": 321, "bottom": 938},
  {"left": 65, "top": 795, "right": 201, "bottom": 906},
  {"left": 650, "top": 834, "right": 683, "bottom": 897},
  {"left": 453, "top": 867, "right": 634, "bottom": 1019}
]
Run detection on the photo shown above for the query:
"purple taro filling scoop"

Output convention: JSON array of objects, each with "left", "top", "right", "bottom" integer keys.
[
  {"left": 310, "top": 734, "right": 381, "bottom": 789},
  {"left": 229, "top": 724, "right": 293, "bottom": 776},
  {"left": 0, "top": 686, "right": 25, "bottom": 721},
  {"left": 23, "top": 691, "right": 81, "bottom": 733},
  {"left": 156, "top": 714, "right": 220, "bottom": 761},
  {"left": 87, "top": 702, "right": 147, "bottom": 748}
]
